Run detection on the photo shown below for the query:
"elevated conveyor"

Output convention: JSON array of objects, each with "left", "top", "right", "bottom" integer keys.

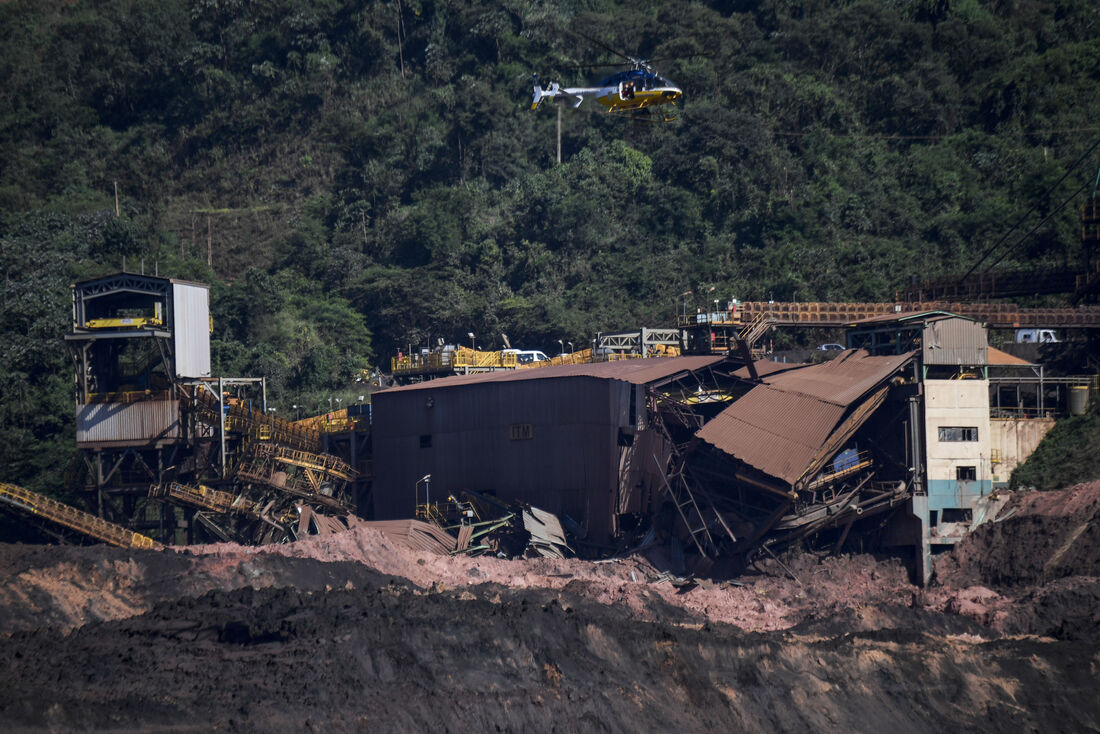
[
  {"left": 0, "top": 482, "right": 160, "bottom": 549},
  {"left": 188, "top": 387, "right": 323, "bottom": 453},
  {"left": 737, "top": 301, "right": 1100, "bottom": 329}
]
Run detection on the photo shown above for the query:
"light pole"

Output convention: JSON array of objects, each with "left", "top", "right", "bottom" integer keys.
[
  {"left": 557, "top": 339, "right": 564, "bottom": 356},
  {"left": 415, "top": 474, "right": 432, "bottom": 512},
  {"left": 680, "top": 290, "right": 692, "bottom": 322},
  {"left": 292, "top": 404, "right": 299, "bottom": 420},
  {"left": 468, "top": 332, "right": 475, "bottom": 351},
  {"left": 568, "top": 341, "right": 573, "bottom": 353}
]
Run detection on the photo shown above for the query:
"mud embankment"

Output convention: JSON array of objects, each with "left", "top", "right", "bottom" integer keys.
[
  {"left": 1, "top": 481, "right": 1099, "bottom": 731},
  {"left": 1, "top": 582, "right": 1097, "bottom": 733}
]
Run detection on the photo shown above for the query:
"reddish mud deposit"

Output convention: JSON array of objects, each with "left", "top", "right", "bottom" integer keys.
[{"left": 2, "top": 483, "right": 1099, "bottom": 732}]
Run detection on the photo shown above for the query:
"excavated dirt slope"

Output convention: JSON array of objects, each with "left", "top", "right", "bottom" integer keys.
[{"left": 1, "top": 482, "right": 1099, "bottom": 732}]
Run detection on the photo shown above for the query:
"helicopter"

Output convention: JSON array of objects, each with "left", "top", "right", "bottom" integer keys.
[
  {"left": 530, "top": 66, "right": 682, "bottom": 118},
  {"left": 530, "top": 36, "right": 692, "bottom": 121}
]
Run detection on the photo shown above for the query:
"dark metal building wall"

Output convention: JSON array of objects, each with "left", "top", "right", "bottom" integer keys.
[{"left": 372, "top": 377, "right": 637, "bottom": 542}]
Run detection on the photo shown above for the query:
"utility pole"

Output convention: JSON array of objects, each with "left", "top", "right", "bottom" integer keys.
[
  {"left": 114, "top": 181, "right": 120, "bottom": 217},
  {"left": 556, "top": 103, "right": 562, "bottom": 164}
]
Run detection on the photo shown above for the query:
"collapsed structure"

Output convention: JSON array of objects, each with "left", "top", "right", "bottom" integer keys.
[
  {"left": 371, "top": 311, "right": 1090, "bottom": 581},
  {"left": 0, "top": 273, "right": 1092, "bottom": 586}
]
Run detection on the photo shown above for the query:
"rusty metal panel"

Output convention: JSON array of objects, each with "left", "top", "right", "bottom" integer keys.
[
  {"left": 696, "top": 351, "right": 913, "bottom": 485},
  {"left": 765, "top": 350, "right": 913, "bottom": 405},
  {"left": 697, "top": 387, "right": 845, "bottom": 485},
  {"left": 922, "top": 317, "right": 988, "bottom": 365},
  {"left": 383, "top": 355, "right": 725, "bottom": 392},
  {"left": 172, "top": 282, "right": 211, "bottom": 378},
  {"left": 76, "top": 400, "right": 180, "bottom": 444}
]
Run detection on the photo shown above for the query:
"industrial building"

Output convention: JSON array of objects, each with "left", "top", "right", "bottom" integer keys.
[
  {"left": 1, "top": 272, "right": 1092, "bottom": 587},
  {"left": 371, "top": 356, "right": 729, "bottom": 546},
  {"left": 371, "top": 309, "right": 1092, "bottom": 582},
  {"left": 35, "top": 272, "right": 364, "bottom": 545}
]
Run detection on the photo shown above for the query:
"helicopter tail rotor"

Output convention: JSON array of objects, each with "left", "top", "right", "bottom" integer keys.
[{"left": 531, "top": 74, "right": 545, "bottom": 110}]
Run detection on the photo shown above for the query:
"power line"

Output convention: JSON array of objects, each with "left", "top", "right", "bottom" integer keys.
[
  {"left": 986, "top": 176, "right": 1094, "bottom": 272},
  {"left": 964, "top": 134, "right": 1100, "bottom": 278},
  {"left": 768, "top": 127, "right": 1100, "bottom": 141}
]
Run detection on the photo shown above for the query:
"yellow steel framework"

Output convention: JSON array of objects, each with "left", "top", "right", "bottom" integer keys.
[
  {"left": 235, "top": 443, "right": 353, "bottom": 511},
  {"left": 0, "top": 482, "right": 160, "bottom": 550},
  {"left": 392, "top": 346, "right": 519, "bottom": 378},
  {"left": 149, "top": 481, "right": 295, "bottom": 525},
  {"left": 190, "top": 388, "right": 323, "bottom": 452}
]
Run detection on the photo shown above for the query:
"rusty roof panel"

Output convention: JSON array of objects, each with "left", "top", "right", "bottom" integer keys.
[
  {"left": 987, "top": 346, "right": 1033, "bottom": 366},
  {"left": 696, "top": 388, "right": 845, "bottom": 484},
  {"left": 382, "top": 356, "right": 726, "bottom": 392},
  {"left": 764, "top": 350, "right": 913, "bottom": 406},
  {"left": 696, "top": 350, "right": 914, "bottom": 485}
]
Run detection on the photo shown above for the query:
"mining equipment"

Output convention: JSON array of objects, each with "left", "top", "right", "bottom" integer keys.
[{"left": 0, "top": 271, "right": 367, "bottom": 547}]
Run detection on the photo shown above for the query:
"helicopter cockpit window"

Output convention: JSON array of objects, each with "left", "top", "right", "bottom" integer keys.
[{"left": 621, "top": 81, "right": 635, "bottom": 100}]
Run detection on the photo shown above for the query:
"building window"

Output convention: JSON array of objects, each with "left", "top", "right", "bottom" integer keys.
[
  {"left": 938, "top": 426, "right": 978, "bottom": 442},
  {"left": 419, "top": 434, "right": 432, "bottom": 448},
  {"left": 956, "top": 466, "right": 976, "bottom": 481}
]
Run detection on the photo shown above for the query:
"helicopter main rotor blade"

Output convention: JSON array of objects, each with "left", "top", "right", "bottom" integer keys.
[
  {"left": 560, "top": 62, "right": 630, "bottom": 71},
  {"left": 571, "top": 30, "right": 635, "bottom": 64},
  {"left": 647, "top": 52, "right": 714, "bottom": 64}
]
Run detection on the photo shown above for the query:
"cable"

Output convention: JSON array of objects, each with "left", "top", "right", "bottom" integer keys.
[
  {"left": 986, "top": 176, "right": 1094, "bottom": 271},
  {"left": 964, "top": 135, "right": 1100, "bottom": 279}
]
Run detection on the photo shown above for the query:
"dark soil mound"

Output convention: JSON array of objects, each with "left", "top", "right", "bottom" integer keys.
[
  {"left": 936, "top": 481, "right": 1100, "bottom": 588},
  {"left": 2, "top": 583, "right": 1098, "bottom": 733}
]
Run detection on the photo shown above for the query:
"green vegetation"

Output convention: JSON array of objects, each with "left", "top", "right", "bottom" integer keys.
[
  {"left": 1011, "top": 408, "right": 1100, "bottom": 491},
  {"left": 1, "top": 0, "right": 1099, "bottom": 492}
]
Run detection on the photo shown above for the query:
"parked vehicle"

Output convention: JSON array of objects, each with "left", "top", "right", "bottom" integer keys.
[
  {"left": 504, "top": 349, "right": 550, "bottom": 364},
  {"left": 1015, "top": 329, "right": 1059, "bottom": 343},
  {"left": 817, "top": 343, "right": 845, "bottom": 351}
]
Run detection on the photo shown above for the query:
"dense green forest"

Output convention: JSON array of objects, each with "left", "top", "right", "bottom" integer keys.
[{"left": 1, "top": 0, "right": 1098, "bottom": 491}]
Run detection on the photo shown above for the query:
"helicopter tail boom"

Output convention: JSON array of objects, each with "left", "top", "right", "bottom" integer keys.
[{"left": 531, "top": 75, "right": 586, "bottom": 110}]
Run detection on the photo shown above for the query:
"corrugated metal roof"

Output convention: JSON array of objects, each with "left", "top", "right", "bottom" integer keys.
[
  {"left": 848, "top": 310, "right": 971, "bottom": 326},
  {"left": 698, "top": 387, "right": 846, "bottom": 484},
  {"left": 382, "top": 355, "right": 726, "bottom": 393},
  {"left": 764, "top": 350, "right": 914, "bottom": 406},
  {"left": 695, "top": 350, "right": 913, "bottom": 485}
]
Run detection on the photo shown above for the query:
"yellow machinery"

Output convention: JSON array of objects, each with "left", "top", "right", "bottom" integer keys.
[
  {"left": 83, "top": 316, "right": 164, "bottom": 329},
  {"left": 0, "top": 482, "right": 160, "bottom": 549}
]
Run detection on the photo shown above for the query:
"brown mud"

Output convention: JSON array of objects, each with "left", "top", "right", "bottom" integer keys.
[{"left": 1, "top": 482, "right": 1099, "bottom": 732}]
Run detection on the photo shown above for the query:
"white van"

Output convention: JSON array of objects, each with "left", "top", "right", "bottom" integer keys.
[
  {"left": 504, "top": 349, "right": 550, "bottom": 365},
  {"left": 1015, "top": 329, "right": 1059, "bottom": 344}
]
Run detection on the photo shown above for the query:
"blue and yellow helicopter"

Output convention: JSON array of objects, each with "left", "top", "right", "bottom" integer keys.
[{"left": 530, "top": 37, "right": 693, "bottom": 121}]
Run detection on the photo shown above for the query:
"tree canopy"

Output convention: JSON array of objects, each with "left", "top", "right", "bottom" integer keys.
[{"left": 2, "top": 0, "right": 1098, "bottom": 491}]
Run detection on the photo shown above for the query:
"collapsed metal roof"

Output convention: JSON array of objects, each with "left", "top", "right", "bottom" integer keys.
[
  {"left": 695, "top": 350, "right": 914, "bottom": 486},
  {"left": 381, "top": 355, "right": 727, "bottom": 392}
]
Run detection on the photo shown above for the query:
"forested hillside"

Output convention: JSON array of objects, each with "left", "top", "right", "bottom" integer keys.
[{"left": 1, "top": 0, "right": 1098, "bottom": 491}]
